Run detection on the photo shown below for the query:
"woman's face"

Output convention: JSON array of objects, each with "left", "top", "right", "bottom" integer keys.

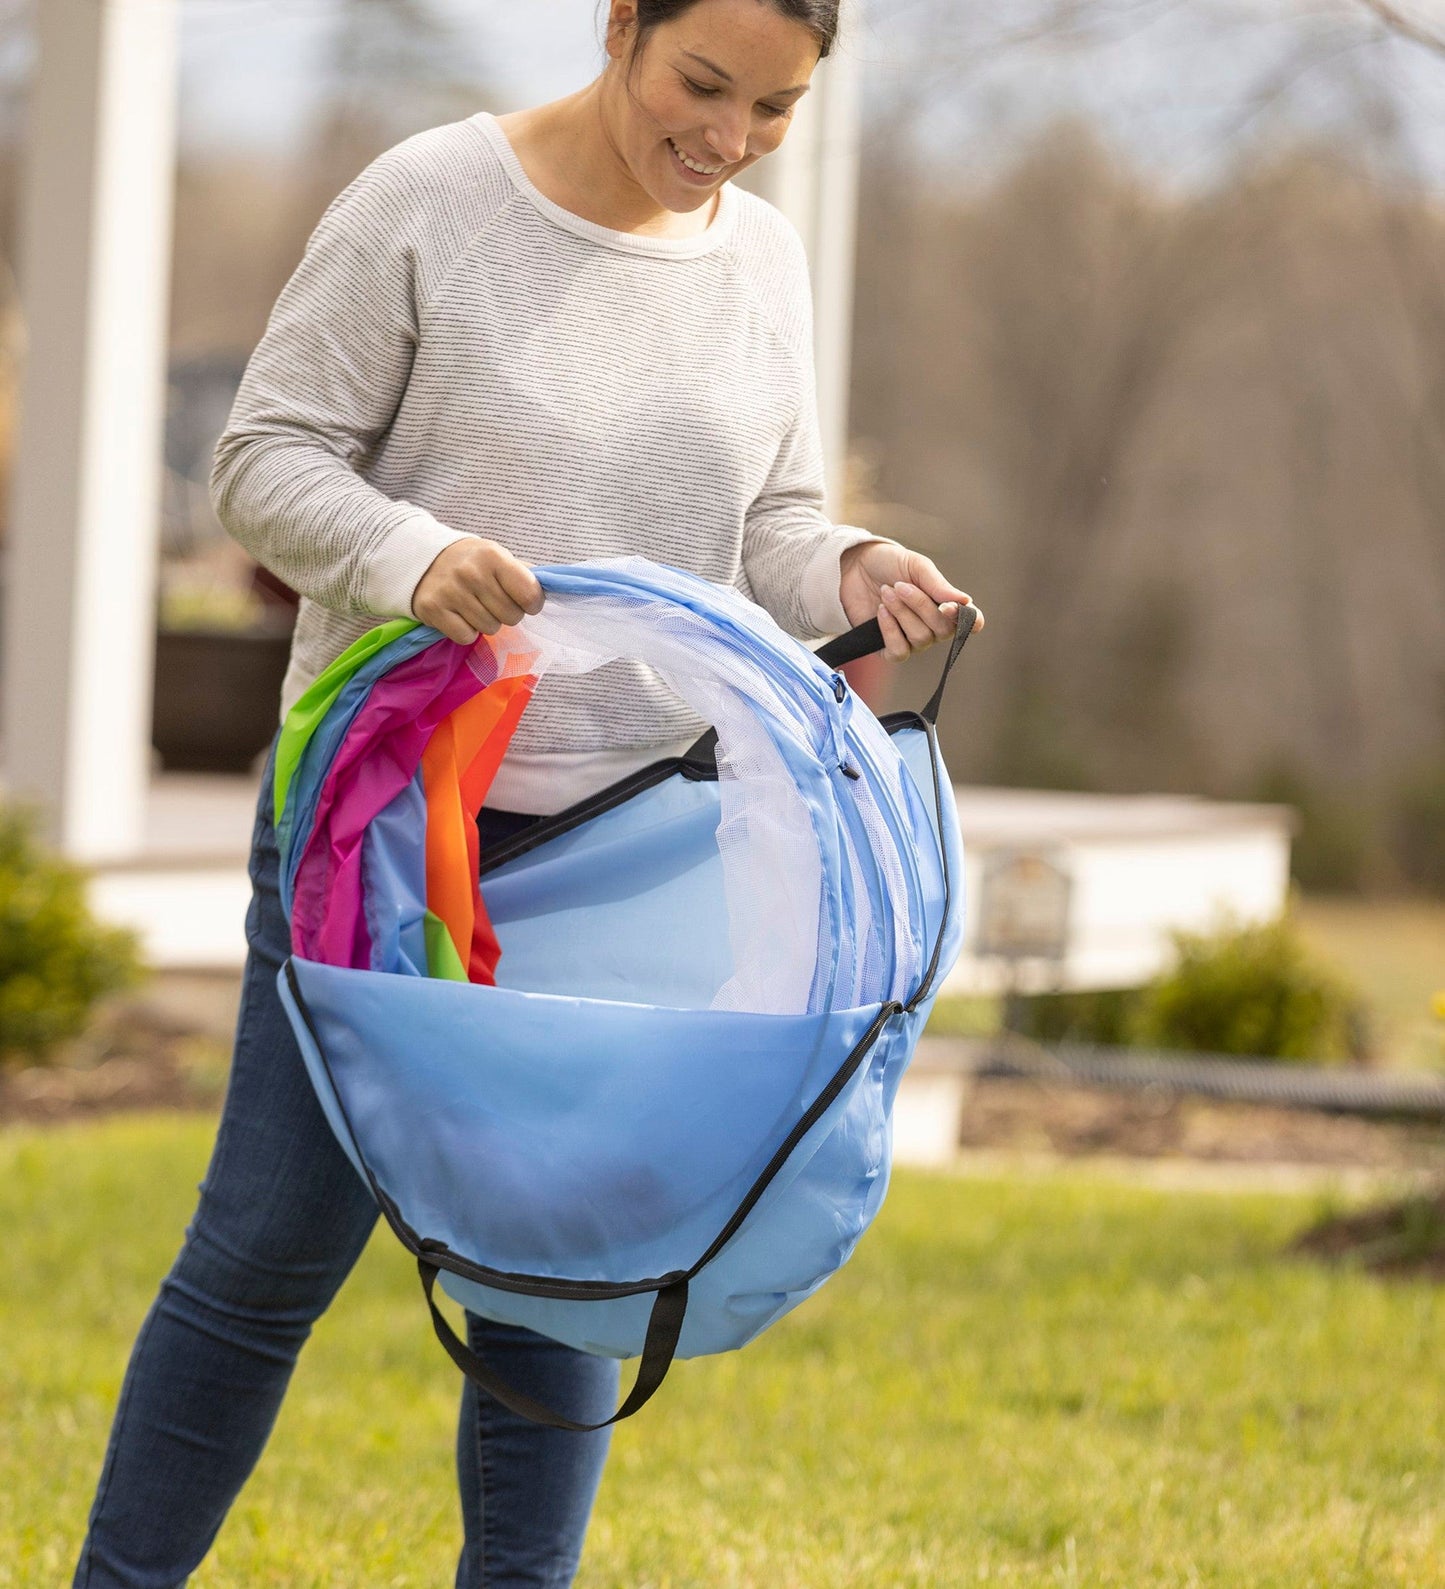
[{"left": 603, "top": 0, "right": 821, "bottom": 212}]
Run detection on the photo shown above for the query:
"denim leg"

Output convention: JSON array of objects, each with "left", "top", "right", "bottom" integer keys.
[
  {"left": 454, "top": 1313, "right": 621, "bottom": 1589},
  {"left": 74, "top": 743, "right": 378, "bottom": 1589},
  {"left": 75, "top": 779, "right": 622, "bottom": 1588},
  {"left": 456, "top": 804, "right": 622, "bottom": 1589}
]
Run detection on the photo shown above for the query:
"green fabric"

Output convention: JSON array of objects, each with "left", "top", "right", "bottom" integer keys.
[
  {"left": 273, "top": 619, "right": 418, "bottom": 827},
  {"left": 423, "top": 911, "right": 469, "bottom": 983}
]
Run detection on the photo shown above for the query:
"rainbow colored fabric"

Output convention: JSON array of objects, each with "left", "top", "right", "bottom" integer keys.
[{"left": 274, "top": 617, "right": 538, "bottom": 986}]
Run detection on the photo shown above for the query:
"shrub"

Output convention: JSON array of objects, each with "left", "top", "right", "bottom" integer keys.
[
  {"left": 0, "top": 807, "right": 143, "bottom": 1065},
  {"left": 1005, "top": 987, "right": 1143, "bottom": 1046},
  {"left": 1133, "top": 914, "right": 1368, "bottom": 1063}
]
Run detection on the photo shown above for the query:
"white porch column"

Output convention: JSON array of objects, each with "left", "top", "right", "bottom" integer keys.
[
  {"left": 4, "top": 0, "right": 180, "bottom": 860},
  {"left": 739, "top": 46, "right": 862, "bottom": 519}
]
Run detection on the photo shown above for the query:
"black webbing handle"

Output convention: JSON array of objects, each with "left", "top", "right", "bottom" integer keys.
[
  {"left": 815, "top": 617, "right": 883, "bottom": 670},
  {"left": 919, "top": 601, "right": 981, "bottom": 725},
  {"left": 419, "top": 1261, "right": 689, "bottom": 1430},
  {"left": 818, "top": 600, "right": 981, "bottom": 724},
  {"left": 682, "top": 602, "right": 981, "bottom": 768}
]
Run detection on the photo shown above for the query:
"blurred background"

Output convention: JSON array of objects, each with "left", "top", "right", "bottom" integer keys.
[
  {"left": 0, "top": 0, "right": 1442, "bottom": 877},
  {"left": 851, "top": 0, "right": 1445, "bottom": 900}
]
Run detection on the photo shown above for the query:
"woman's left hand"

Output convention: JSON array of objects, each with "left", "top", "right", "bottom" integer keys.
[{"left": 838, "top": 540, "right": 984, "bottom": 660}]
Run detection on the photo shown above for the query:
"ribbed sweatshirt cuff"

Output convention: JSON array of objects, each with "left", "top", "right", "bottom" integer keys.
[
  {"left": 362, "top": 510, "right": 475, "bottom": 619},
  {"left": 799, "top": 527, "right": 891, "bottom": 636}
]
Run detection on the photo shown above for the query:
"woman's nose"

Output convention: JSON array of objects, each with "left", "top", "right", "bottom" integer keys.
[{"left": 704, "top": 117, "right": 749, "bottom": 166}]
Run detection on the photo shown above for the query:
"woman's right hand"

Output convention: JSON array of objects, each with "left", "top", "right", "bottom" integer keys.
[{"left": 411, "top": 538, "right": 545, "bottom": 644}]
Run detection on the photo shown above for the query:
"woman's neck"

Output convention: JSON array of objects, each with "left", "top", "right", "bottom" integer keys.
[{"left": 494, "top": 86, "right": 718, "bottom": 240}]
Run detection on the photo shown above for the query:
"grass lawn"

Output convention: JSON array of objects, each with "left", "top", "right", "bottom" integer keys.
[
  {"left": 1294, "top": 897, "right": 1445, "bottom": 1071},
  {"left": 4, "top": 1115, "right": 1444, "bottom": 1587}
]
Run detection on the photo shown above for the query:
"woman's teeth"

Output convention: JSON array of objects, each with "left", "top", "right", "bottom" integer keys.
[{"left": 670, "top": 139, "right": 723, "bottom": 176}]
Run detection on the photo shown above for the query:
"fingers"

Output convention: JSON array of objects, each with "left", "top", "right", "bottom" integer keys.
[
  {"left": 497, "top": 559, "right": 546, "bottom": 617},
  {"left": 431, "top": 611, "right": 482, "bottom": 646},
  {"left": 876, "top": 580, "right": 985, "bottom": 659},
  {"left": 901, "top": 553, "right": 972, "bottom": 607},
  {"left": 451, "top": 584, "right": 510, "bottom": 635},
  {"left": 879, "top": 582, "right": 954, "bottom": 655},
  {"left": 412, "top": 540, "right": 546, "bottom": 643},
  {"left": 877, "top": 602, "right": 911, "bottom": 660}
]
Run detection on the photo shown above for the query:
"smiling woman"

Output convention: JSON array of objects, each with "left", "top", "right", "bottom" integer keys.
[
  {"left": 608, "top": 0, "right": 842, "bottom": 201},
  {"left": 489, "top": 0, "right": 836, "bottom": 241},
  {"left": 73, "top": 0, "right": 980, "bottom": 1584}
]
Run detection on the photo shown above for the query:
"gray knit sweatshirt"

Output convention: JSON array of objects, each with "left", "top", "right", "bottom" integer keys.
[{"left": 210, "top": 110, "right": 876, "bottom": 812}]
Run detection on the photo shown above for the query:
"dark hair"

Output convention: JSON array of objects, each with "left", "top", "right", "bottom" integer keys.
[{"left": 616, "top": 0, "right": 840, "bottom": 60}]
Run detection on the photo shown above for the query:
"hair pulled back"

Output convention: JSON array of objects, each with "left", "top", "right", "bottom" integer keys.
[{"left": 619, "top": 0, "right": 840, "bottom": 59}]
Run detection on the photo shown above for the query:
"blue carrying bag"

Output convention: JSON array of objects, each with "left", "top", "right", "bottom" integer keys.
[{"left": 273, "top": 558, "right": 976, "bottom": 1428}]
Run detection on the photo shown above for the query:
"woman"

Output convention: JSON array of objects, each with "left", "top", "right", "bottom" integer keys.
[{"left": 74, "top": 1, "right": 979, "bottom": 1584}]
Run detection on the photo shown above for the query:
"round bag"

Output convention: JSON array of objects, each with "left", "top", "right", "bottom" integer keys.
[{"left": 274, "top": 557, "right": 973, "bottom": 1428}]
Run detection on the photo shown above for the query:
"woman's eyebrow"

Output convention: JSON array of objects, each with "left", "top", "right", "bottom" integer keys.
[{"left": 679, "top": 49, "right": 811, "bottom": 96}]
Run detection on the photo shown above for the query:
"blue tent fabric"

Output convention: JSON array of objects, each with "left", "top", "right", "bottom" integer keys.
[{"left": 275, "top": 560, "right": 974, "bottom": 1427}]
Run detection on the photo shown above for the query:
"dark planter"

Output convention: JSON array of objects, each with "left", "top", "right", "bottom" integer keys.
[{"left": 152, "top": 624, "right": 293, "bottom": 773}]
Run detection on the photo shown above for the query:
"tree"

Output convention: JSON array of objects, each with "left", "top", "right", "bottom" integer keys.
[{"left": 296, "top": 0, "right": 501, "bottom": 229}]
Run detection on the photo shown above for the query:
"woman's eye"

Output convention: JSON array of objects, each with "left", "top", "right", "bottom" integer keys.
[{"left": 681, "top": 75, "right": 789, "bottom": 120}]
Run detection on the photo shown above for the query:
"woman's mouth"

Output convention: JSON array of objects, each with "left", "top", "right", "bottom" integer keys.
[{"left": 668, "top": 138, "right": 726, "bottom": 184}]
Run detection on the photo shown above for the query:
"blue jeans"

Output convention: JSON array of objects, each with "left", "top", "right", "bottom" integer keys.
[{"left": 74, "top": 740, "right": 620, "bottom": 1588}]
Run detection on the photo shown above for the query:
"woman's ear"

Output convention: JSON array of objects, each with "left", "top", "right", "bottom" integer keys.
[{"left": 604, "top": 0, "right": 640, "bottom": 62}]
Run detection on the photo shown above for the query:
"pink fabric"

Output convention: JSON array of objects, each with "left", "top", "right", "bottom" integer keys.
[{"left": 291, "top": 639, "right": 498, "bottom": 967}]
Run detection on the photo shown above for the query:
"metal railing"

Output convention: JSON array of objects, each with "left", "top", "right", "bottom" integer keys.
[{"left": 920, "top": 1036, "right": 1445, "bottom": 1120}]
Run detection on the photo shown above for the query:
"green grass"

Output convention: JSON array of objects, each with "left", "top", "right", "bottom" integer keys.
[
  {"left": 5, "top": 1116, "right": 1445, "bottom": 1587},
  {"left": 1294, "top": 897, "right": 1445, "bottom": 1069},
  {"left": 924, "top": 991, "right": 1001, "bottom": 1038}
]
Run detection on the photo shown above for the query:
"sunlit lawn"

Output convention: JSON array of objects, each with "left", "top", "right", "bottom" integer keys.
[
  {"left": 1295, "top": 896, "right": 1445, "bottom": 1070},
  {"left": 5, "top": 1114, "right": 1444, "bottom": 1587}
]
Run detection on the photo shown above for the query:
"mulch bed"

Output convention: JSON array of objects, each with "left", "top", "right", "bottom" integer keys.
[
  {"left": 0, "top": 1001, "right": 226, "bottom": 1126},
  {"left": 1290, "top": 1191, "right": 1445, "bottom": 1280},
  {"left": 956, "top": 1076, "right": 1445, "bottom": 1172},
  {"left": 959, "top": 1075, "right": 1445, "bottom": 1279}
]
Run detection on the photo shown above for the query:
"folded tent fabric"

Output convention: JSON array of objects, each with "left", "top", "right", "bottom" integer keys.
[
  {"left": 282, "top": 631, "right": 536, "bottom": 977},
  {"left": 275, "top": 622, "right": 437, "bottom": 917},
  {"left": 419, "top": 678, "right": 536, "bottom": 983},
  {"left": 492, "top": 561, "right": 926, "bottom": 1013}
]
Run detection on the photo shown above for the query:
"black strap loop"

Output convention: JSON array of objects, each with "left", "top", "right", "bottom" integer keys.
[
  {"left": 920, "top": 602, "right": 980, "bottom": 726},
  {"left": 815, "top": 618, "right": 883, "bottom": 670},
  {"left": 815, "top": 601, "right": 980, "bottom": 725},
  {"left": 680, "top": 604, "right": 978, "bottom": 769},
  {"left": 419, "top": 1261, "right": 689, "bottom": 1430}
]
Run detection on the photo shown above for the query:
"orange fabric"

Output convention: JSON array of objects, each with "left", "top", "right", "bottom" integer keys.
[
  {"left": 456, "top": 678, "right": 535, "bottom": 983},
  {"left": 421, "top": 671, "right": 537, "bottom": 986},
  {"left": 421, "top": 717, "right": 476, "bottom": 975}
]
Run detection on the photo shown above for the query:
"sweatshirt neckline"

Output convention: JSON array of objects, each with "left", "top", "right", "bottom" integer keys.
[{"left": 470, "top": 111, "right": 736, "bottom": 259}]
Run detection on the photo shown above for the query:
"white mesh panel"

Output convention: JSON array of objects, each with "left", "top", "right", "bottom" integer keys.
[{"left": 487, "top": 560, "right": 921, "bottom": 1014}]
